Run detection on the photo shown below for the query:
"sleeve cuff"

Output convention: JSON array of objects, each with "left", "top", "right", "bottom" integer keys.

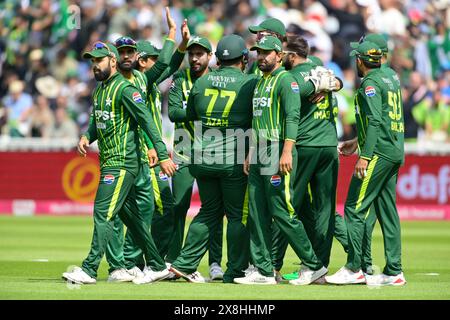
[
  {"left": 360, "top": 155, "right": 372, "bottom": 161},
  {"left": 285, "top": 138, "right": 297, "bottom": 143},
  {"left": 177, "top": 48, "right": 186, "bottom": 53},
  {"left": 159, "top": 158, "right": 171, "bottom": 163}
]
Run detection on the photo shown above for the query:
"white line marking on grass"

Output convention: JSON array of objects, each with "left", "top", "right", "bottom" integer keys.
[
  {"left": 415, "top": 273, "right": 439, "bottom": 276},
  {"left": 31, "top": 259, "right": 49, "bottom": 262}
]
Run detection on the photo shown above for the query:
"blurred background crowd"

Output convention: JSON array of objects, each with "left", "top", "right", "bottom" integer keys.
[{"left": 0, "top": 0, "right": 449, "bottom": 146}]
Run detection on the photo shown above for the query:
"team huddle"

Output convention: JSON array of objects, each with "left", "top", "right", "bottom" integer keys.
[{"left": 62, "top": 7, "right": 406, "bottom": 287}]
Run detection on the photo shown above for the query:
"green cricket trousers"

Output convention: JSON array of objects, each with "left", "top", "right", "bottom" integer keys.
[
  {"left": 171, "top": 164, "right": 249, "bottom": 283},
  {"left": 82, "top": 167, "right": 165, "bottom": 278},
  {"left": 345, "top": 155, "right": 402, "bottom": 276},
  {"left": 166, "top": 164, "right": 223, "bottom": 265},
  {"left": 271, "top": 146, "right": 338, "bottom": 270},
  {"left": 248, "top": 145, "right": 323, "bottom": 277},
  {"left": 149, "top": 165, "right": 175, "bottom": 259}
]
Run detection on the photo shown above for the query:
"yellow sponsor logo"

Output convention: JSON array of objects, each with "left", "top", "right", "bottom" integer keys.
[{"left": 62, "top": 157, "right": 99, "bottom": 202}]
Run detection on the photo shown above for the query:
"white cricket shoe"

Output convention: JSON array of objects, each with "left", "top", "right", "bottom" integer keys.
[
  {"left": 164, "top": 262, "right": 180, "bottom": 280},
  {"left": 132, "top": 266, "right": 170, "bottom": 284},
  {"left": 325, "top": 266, "right": 366, "bottom": 285},
  {"left": 366, "top": 272, "right": 406, "bottom": 286},
  {"left": 244, "top": 264, "right": 258, "bottom": 276},
  {"left": 233, "top": 269, "right": 277, "bottom": 285},
  {"left": 127, "top": 266, "right": 145, "bottom": 279},
  {"left": 108, "top": 268, "right": 135, "bottom": 282},
  {"left": 170, "top": 266, "right": 208, "bottom": 283},
  {"left": 209, "top": 263, "right": 224, "bottom": 280},
  {"left": 62, "top": 266, "right": 96, "bottom": 284},
  {"left": 289, "top": 266, "right": 328, "bottom": 286}
]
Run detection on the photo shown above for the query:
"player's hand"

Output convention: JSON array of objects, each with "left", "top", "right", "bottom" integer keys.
[
  {"left": 338, "top": 139, "right": 358, "bottom": 156},
  {"left": 147, "top": 148, "right": 158, "bottom": 167},
  {"left": 309, "top": 92, "right": 326, "bottom": 104},
  {"left": 77, "top": 136, "right": 89, "bottom": 157},
  {"left": 165, "top": 6, "right": 176, "bottom": 40},
  {"left": 160, "top": 158, "right": 177, "bottom": 177},
  {"left": 244, "top": 155, "right": 250, "bottom": 176},
  {"left": 279, "top": 150, "right": 293, "bottom": 175},
  {"left": 354, "top": 158, "right": 368, "bottom": 180},
  {"left": 181, "top": 19, "right": 190, "bottom": 45}
]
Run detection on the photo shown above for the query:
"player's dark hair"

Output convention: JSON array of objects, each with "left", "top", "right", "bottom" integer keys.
[{"left": 285, "top": 36, "right": 309, "bottom": 58}]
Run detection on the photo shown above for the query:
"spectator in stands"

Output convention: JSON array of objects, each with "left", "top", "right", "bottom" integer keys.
[
  {"left": 2, "top": 80, "right": 32, "bottom": 137},
  {"left": 50, "top": 106, "right": 79, "bottom": 140},
  {"left": 403, "top": 72, "right": 430, "bottom": 141},
  {"left": 424, "top": 89, "right": 449, "bottom": 142},
  {"left": 28, "top": 95, "right": 55, "bottom": 138}
]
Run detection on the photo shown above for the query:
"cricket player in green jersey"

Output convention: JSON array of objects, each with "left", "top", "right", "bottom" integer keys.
[
  {"left": 247, "top": 18, "right": 286, "bottom": 76},
  {"left": 233, "top": 36, "right": 327, "bottom": 286},
  {"left": 134, "top": 35, "right": 187, "bottom": 261},
  {"left": 326, "top": 41, "right": 406, "bottom": 286},
  {"left": 268, "top": 36, "right": 341, "bottom": 282},
  {"left": 321, "top": 34, "right": 399, "bottom": 279},
  {"left": 166, "top": 35, "right": 225, "bottom": 280},
  {"left": 103, "top": 8, "right": 181, "bottom": 281},
  {"left": 61, "top": 41, "right": 176, "bottom": 285},
  {"left": 170, "top": 34, "right": 256, "bottom": 283},
  {"left": 109, "top": 16, "right": 189, "bottom": 279}
]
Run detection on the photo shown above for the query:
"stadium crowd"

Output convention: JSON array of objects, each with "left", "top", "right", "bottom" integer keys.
[{"left": 0, "top": 0, "right": 449, "bottom": 143}]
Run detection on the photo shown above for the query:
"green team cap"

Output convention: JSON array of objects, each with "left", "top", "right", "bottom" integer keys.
[
  {"left": 136, "top": 40, "right": 160, "bottom": 58},
  {"left": 351, "top": 33, "right": 388, "bottom": 53},
  {"left": 114, "top": 36, "right": 137, "bottom": 49},
  {"left": 187, "top": 35, "right": 212, "bottom": 52},
  {"left": 308, "top": 55, "right": 323, "bottom": 66},
  {"left": 248, "top": 18, "right": 286, "bottom": 37},
  {"left": 250, "top": 36, "right": 283, "bottom": 53},
  {"left": 215, "top": 34, "right": 248, "bottom": 61},
  {"left": 82, "top": 42, "right": 119, "bottom": 59},
  {"left": 349, "top": 41, "right": 382, "bottom": 63}
]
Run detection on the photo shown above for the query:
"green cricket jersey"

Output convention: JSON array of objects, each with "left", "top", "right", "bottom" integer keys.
[
  {"left": 168, "top": 68, "right": 202, "bottom": 164},
  {"left": 289, "top": 62, "right": 338, "bottom": 146},
  {"left": 84, "top": 72, "right": 168, "bottom": 176},
  {"left": 185, "top": 66, "right": 258, "bottom": 167},
  {"left": 147, "top": 48, "right": 186, "bottom": 136},
  {"left": 355, "top": 68, "right": 404, "bottom": 163},
  {"left": 126, "top": 69, "right": 151, "bottom": 165},
  {"left": 252, "top": 67, "right": 300, "bottom": 142}
]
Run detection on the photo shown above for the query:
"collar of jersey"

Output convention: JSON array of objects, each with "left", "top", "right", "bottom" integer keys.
[{"left": 101, "top": 71, "right": 121, "bottom": 86}]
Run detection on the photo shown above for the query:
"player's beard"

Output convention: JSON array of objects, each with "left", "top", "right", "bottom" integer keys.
[
  {"left": 93, "top": 63, "right": 111, "bottom": 81},
  {"left": 191, "top": 62, "right": 207, "bottom": 75},
  {"left": 119, "top": 59, "right": 136, "bottom": 72},
  {"left": 258, "top": 59, "right": 276, "bottom": 73},
  {"left": 283, "top": 56, "right": 293, "bottom": 70},
  {"left": 356, "top": 60, "right": 364, "bottom": 78}
]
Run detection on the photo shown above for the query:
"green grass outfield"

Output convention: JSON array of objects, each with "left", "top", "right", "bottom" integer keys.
[{"left": 0, "top": 216, "right": 449, "bottom": 300}]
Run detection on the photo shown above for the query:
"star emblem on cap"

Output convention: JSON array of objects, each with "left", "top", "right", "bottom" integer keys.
[
  {"left": 191, "top": 36, "right": 201, "bottom": 43},
  {"left": 259, "top": 37, "right": 267, "bottom": 44}
]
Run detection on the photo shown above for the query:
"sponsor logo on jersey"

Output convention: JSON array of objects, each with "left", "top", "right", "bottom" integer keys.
[
  {"left": 103, "top": 174, "right": 115, "bottom": 185},
  {"left": 133, "top": 91, "right": 143, "bottom": 103},
  {"left": 159, "top": 172, "right": 169, "bottom": 181},
  {"left": 291, "top": 82, "right": 299, "bottom": 93},
  {"left": 270, "top": 175, "right": 282, "bottom": 187},
  {"left": 365, "top": 86, "right": 376, "bottom": 97}
]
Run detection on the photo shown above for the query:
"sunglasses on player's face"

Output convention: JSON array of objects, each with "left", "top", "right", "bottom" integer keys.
[{"left": 115, "top": 37, "right": 136, "bottom": 47}]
